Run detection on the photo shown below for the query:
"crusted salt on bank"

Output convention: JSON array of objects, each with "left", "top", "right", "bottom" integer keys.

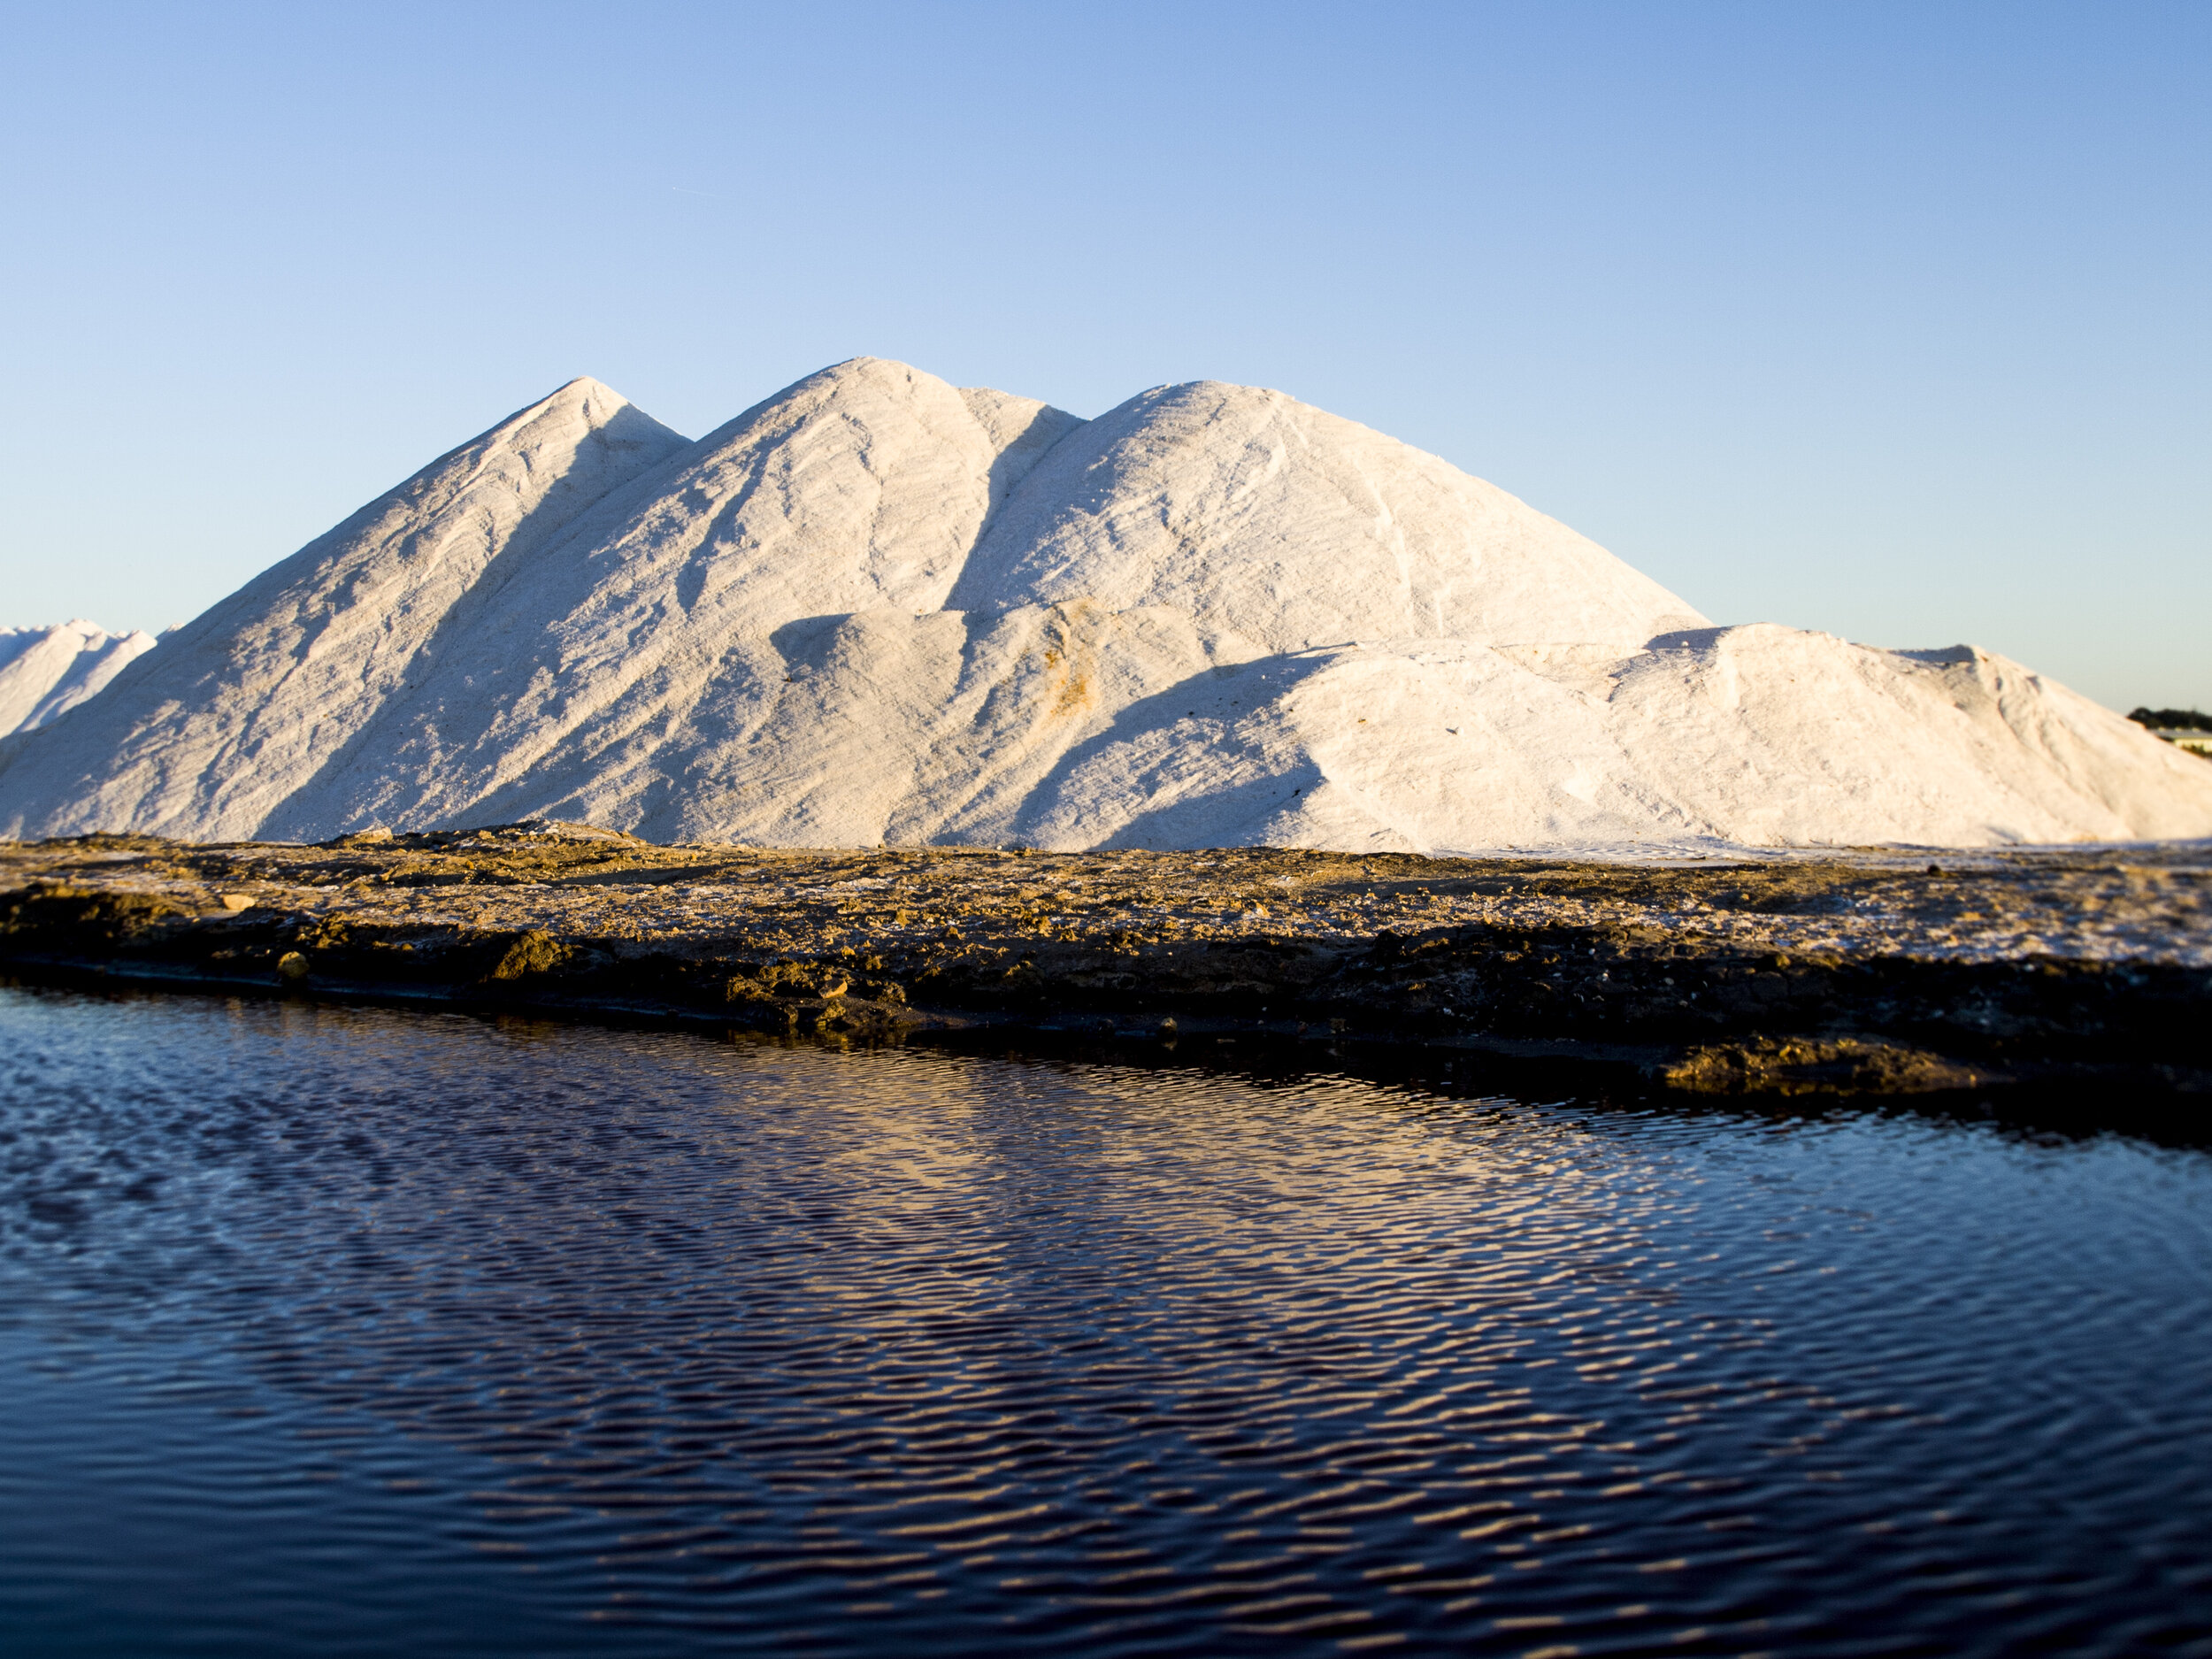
[
  {"left": 6, "top": 830, "right": 2205, "bottom": 969},
  {"left": 0, "top": 621, "right": 157, "bottom": 737},
  {"left": 4, "top": 359, "right": 2208, "bottom": 849},
  {"left": 3, "top": 832, "right": 2206, "bottom": 1096}
]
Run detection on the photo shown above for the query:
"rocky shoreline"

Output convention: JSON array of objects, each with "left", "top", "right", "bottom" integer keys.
[{"left": 2, "top": 823, "right": 2207, "bottom": 1100}]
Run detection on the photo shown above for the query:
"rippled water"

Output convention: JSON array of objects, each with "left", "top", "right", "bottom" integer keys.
[{"left": 1, "top": 986, "right": 2208, "bottom": 1657}]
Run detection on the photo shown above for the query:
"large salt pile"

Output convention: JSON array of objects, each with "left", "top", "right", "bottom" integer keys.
[
  {"left": 3, "top": 359, "right": 2207, "bottom": 850},
  {"left": 0, "top": 621, "right": 158, "bottom": 740}
]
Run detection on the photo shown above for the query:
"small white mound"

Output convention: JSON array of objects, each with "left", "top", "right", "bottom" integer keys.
[
  {"left": 1037, "top": 626, "right": 2212, "bottom": 852},
  {"left": 0, "top": 621, "right": 158, "bottom": 738},
  {"left": 2, "top": 358, "right": 2207, "bottom": 850}
]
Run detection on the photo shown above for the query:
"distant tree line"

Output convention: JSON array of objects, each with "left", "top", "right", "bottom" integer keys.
[{"left": 2130, "top": 707, "right": 2212, "bottom": 732}]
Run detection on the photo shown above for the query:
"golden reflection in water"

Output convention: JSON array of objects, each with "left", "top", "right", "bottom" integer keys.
[{"left": 6, "top": 987, "right": 2208, "bottom": 1656}]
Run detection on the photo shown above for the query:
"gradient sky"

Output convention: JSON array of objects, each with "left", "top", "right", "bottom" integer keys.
[{"left": 2, "top": 1, "right": 2204, "bottom": 710}]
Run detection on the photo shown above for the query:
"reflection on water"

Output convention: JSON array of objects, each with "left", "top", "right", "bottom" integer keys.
[{"left": 1, "top": 986, "right": 2208, "bottom": 1657}]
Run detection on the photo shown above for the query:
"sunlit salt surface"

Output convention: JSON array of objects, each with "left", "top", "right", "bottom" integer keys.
[{"left": 2, "top": 987, "right": 2208, "bottom": 1658}]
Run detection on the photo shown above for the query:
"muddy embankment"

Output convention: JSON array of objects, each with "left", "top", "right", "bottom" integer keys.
[{"left": 2, "top": 824, "right": 2207, "bottom": 1100}]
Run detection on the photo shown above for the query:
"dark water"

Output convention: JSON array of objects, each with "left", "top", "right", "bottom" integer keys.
[{"left": 1, "top": 987, "right": 2208, "bottom": 1658}]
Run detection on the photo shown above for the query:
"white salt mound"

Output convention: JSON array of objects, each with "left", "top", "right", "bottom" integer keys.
[
  {"left": 2, "top": 358, "right": 2207, "bottom": 850},
  {"left": 0, "top": 621, "right": 158, "bottom": 739}
]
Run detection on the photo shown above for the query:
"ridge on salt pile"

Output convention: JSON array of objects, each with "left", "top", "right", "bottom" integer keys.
[
  {"left": 0, "top": 621, "right": 159, "bottom": 738},
  {"left": 2, "top": 357, "right": 2208, "bottom": 851}
]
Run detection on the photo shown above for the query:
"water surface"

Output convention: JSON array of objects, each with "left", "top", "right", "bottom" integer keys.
[{"left": 2, "top": 986, "right": 2207, "bottom": 1655}]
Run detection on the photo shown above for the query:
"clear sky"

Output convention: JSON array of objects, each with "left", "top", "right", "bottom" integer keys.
[{"left": 2, "top": 1, "right": 2204, "bottom": 711}]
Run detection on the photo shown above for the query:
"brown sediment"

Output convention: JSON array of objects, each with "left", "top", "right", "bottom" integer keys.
[{"left": 1, "top": 823, "right": 2207, "bottom": 1096}]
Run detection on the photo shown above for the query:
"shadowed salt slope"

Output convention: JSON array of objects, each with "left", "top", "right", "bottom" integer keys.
[
  {"left": 0, "top": 380, "right": 690, "bottom": 841},
  {"left": 0, "top": 622, "right": 157, "bottom": 738},
  {"left": 4, "top": 357, "right": 2208, "bottom": 849}
]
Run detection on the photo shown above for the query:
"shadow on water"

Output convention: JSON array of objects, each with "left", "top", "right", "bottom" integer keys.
[
  {"left": 2, "top": 981, "right": 2209, "bottom": 1657},
  {"left": 8, "top": 968, "right": 2204, "bottom": 1153},
  {"left": 929, "top": 1020, "right": 2212, "bottom": 1154}
]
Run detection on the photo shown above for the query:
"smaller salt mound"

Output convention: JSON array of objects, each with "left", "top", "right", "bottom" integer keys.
[
  {"left": 1599, "top": 626, "right": 2212, "bottom": 846},
  {"left": 0, "top": 621, "right": 157, "bottom": 737},
  {"left": 992, "top": 625, "right": 2212, "bottom": 851}
]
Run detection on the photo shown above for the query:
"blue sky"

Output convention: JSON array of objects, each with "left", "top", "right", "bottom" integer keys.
[{"left": 2, "top": 1, "right": 2204, "bottom": 710}]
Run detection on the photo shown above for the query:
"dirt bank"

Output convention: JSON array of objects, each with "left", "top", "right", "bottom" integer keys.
[{"left": 3, "top": 825, "right": 2207, "bottom": 1097}]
